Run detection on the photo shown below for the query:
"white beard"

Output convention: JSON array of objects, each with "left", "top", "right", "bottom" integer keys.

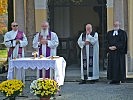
[{"left": 40, "top": 29, "right": 49, "bottom": 37}]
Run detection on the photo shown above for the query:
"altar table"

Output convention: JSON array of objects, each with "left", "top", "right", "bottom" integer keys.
[{"left": 8, "top": 57, "right": 66, "bottom": 85}]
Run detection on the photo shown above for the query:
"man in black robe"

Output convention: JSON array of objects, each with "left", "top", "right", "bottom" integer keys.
[{"left": 107, "top": 21, "right": 127, "bottom": 84}]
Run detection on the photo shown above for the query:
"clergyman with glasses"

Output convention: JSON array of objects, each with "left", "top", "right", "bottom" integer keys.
[{"left": 4, "top": 21, "right": 28, "bottom": 80}]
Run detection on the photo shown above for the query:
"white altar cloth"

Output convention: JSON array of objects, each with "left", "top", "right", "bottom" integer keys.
[{"left": 8, "top": 57, "right": 66, "bottom": 85}]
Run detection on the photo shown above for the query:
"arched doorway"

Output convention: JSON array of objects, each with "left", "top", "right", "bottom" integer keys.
[{"left": 48, "top": 0, "right": 107, "bottom": 70}]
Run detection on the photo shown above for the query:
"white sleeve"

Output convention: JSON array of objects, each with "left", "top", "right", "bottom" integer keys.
[
  {"left": 19, "top": 32, "right": 28, "bottom": 47},
  {"left": 32, "top": 33, "right": 40, "bottom": 49},
  {"left": 77, "top": 33, "right": 85, "bottom": 49},
  {"left": 87, "top": 32, "right": 98, "bottom": 45},
  {"left": 47, "top": 32, "right": 59, "bottom": 49},
  {"left": 4, "top": 32, "right": 12, "bottom": 48}
]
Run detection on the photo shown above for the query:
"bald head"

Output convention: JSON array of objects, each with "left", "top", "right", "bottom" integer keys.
[{"left": 86, "top": 24, "right": 92, "bottom": 34}]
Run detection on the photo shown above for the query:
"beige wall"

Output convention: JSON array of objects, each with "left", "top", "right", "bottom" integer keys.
[
  {"left": 35, "top": 9, "right": 47, "bottom": 32},
  {"left": 34, "top": 0, "right": 47, "bottom": 32},
  {"left": 128, "top": 0, "right": 133, "bottom": 57},
  {"left": 127, "top": 0, "right": 133, "bottom": 72},
  {"left": 107, "top": 0, "right": 114, "bottom": 31},
  {"left": 107, "top": 8, "right": 113, "bottom": 31},
  {"left": 14, "top": 0, "right": 25, "bottom": 32}
]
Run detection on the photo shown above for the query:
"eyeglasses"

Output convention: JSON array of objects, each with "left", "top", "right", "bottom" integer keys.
[{"left": 12, "top": 25, "right": 18, "bottom": 27}]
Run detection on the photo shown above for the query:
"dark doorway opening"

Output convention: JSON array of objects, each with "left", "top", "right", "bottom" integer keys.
[{"left": 48, "top": 0, "right": 107, "bottom": 70}]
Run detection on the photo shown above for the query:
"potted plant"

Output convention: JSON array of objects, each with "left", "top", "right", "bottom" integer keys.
[
  {"left": 30, "top": 78, "right": 59, "bottom": 100},
  {"left": 0, "top": 79, "right": 24, "bottom": 100}
]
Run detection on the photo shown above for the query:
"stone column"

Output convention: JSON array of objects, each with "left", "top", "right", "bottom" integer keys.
[
  {"left": 113, "top": 0, "right": 133, "bottom": 74},
  {"left": 14, "top": 0, "right": 25, "bottom": 32},
  {"left": 128, "top": 0, "right": 133, "bottom": 72},
  {"left": 113, "top": 0, "right": 127, "bottom": 30},
  {"left": 123, "top": 0, "right": 128, "bottom": 33},
  {"left": 35, "top": 0, "right": 47, "bottom": 32},
  {"left": 26, "top": 0, "right": 36, "bottom": 52},
  {"left": 107, "top": 0, "right": 114, "bottom": 31}
]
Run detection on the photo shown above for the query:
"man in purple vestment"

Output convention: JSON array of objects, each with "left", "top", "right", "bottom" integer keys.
[
  {"left": 33, "top": 21, "right": 59, "bottom": 78},
  {"left": 4, "top": 22, "right": 28, "bottom": 80}
]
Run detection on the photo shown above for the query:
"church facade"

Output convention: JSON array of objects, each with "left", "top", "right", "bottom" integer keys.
[{"left": 11, "top": 0, "right": 133, "bottom": 76}]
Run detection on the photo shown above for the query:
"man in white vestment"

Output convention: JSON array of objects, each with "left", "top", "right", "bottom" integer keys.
[
  {"left": 4, "top": 22, "right": 28, "bottom": 80},
  {"left": 78, "top": 24, "right": 99, "bottom": 84},
  {"left": 32, "top": 21, "right": 59, "bottom": 79}
]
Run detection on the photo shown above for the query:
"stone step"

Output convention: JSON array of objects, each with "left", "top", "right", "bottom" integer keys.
[
  {"left": 0, "top": 69, "right": 106, "bottom": 80},
  {"left": 1, "top": 75, "right": 133, "bottom": 83},
  {"left": 0, "top": 64, "right": 133, "bottom": 82}
]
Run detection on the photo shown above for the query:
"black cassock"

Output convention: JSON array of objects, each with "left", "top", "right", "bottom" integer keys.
[{"left": 107, "top": 29, "right": 127, "bottom": 81}]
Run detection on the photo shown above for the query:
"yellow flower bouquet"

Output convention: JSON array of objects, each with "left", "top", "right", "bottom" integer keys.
[
  {"left": 0, "top": 79, "right": 24, "bottom": 100},
  {"left": 30, "top": 78, "right": 59, "bottom": 98}
]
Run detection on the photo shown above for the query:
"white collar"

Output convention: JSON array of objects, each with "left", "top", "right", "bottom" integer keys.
[{"left": 113, "top": 30, "right": 118, "bottom": 36}]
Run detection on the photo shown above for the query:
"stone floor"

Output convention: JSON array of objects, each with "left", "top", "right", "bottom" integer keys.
[
  {"left": 0, "top": 81, "right": 133, "bottom": 100},
  {"left": 0, "top": 64, "right": 133, "bottom": 100}
]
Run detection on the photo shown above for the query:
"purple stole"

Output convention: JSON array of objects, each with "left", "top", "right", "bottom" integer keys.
[
  {"left": 82, "top": 32, "right": 95, "bottom": 80},
  {"left": 39, "top": 31, "right": 51, "bottom": 78},
  {"left": 8, "top": 30, "right": 23, "bottom": 57}
]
